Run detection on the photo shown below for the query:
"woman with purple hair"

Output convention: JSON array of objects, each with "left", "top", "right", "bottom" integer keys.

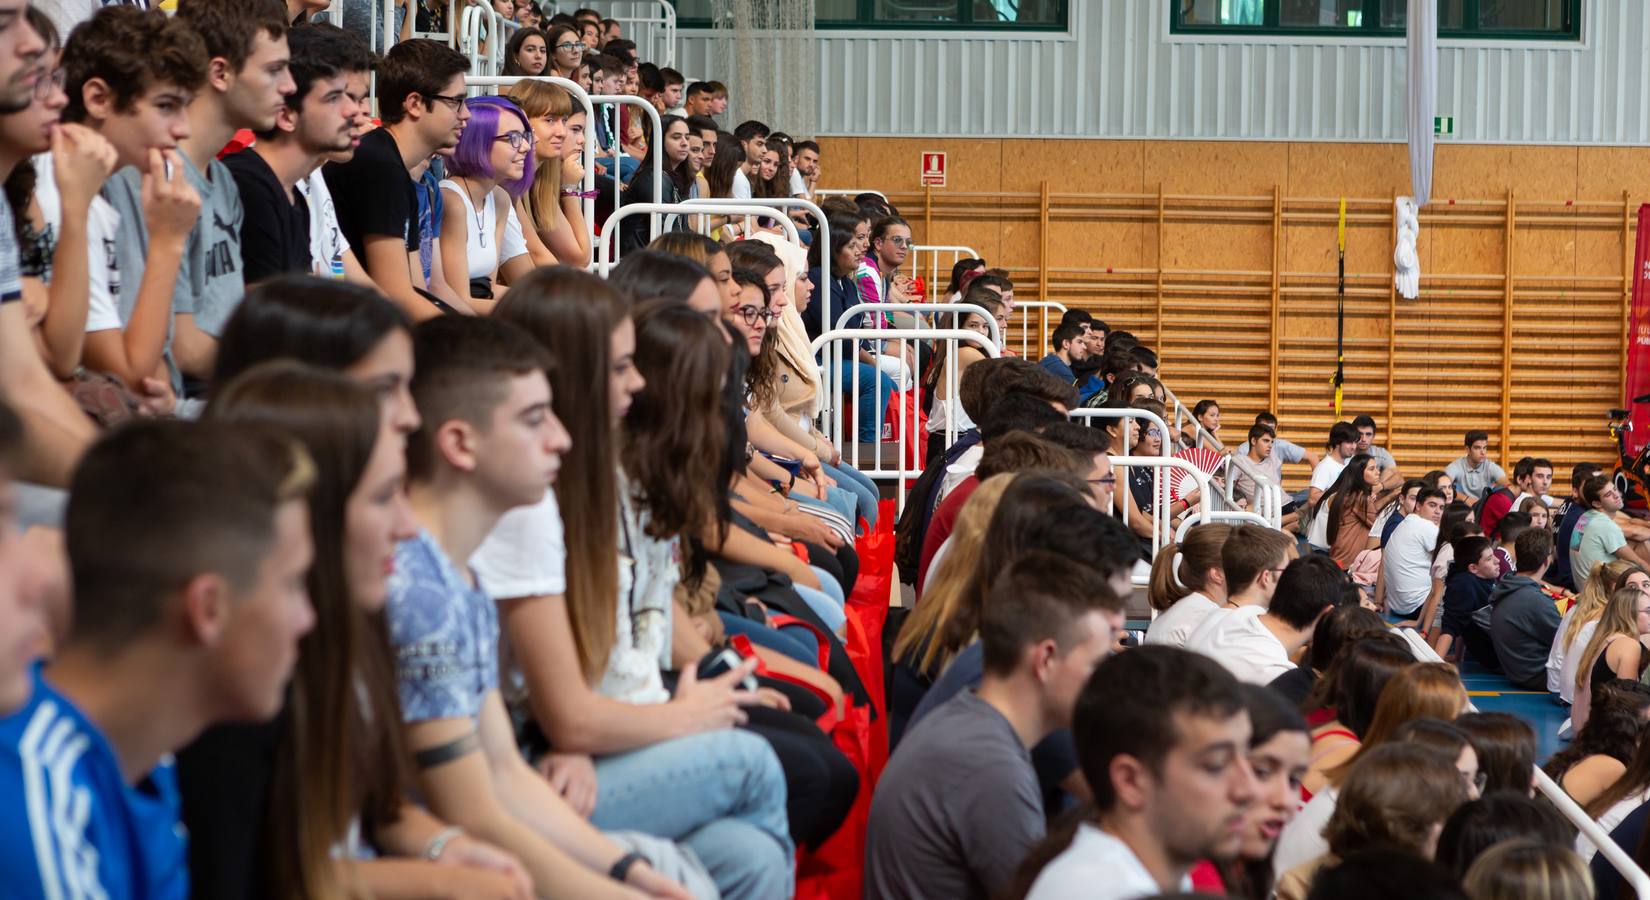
[{"left": 438, "top": 95, "right": 538, "bottom": 305}]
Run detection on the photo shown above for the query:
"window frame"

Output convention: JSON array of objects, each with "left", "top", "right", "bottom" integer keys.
[
  {"left": 668, "top": 0, "right": 1069, "bottom": 32},
  {"left": 1169, "top": 0, "right": 1581, "bottom": 41}
]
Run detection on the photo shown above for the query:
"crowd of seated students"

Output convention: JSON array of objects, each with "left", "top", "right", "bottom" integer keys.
[{"left": 2, "top": 1, "right": 1650, "bottom": 898}]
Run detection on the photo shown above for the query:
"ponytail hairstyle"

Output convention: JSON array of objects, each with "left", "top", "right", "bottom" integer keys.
[{"left": 1146, "top": 522, "right": 1232, "bottom": 611}]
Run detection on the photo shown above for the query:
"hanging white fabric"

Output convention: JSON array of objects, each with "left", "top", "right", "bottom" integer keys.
[{"left": 1398, "top": 0, "right": 1437, "bottom": 300}]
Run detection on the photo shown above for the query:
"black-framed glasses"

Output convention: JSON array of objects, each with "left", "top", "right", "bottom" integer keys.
[
  {"left": 731, "top": 305, "right": 777, "bottom": 326},
  {"left": 32, "top": 67, "right": 63, "bottom": 100},
  {"left": 425, "top": 92, "right": 465, "bottom": 111},
  {"left": 1088, "top": 476, "right": 1118, "bottom": 486},
  {"left": 494, "top": 129, "right": 532, "bottom": 151}
]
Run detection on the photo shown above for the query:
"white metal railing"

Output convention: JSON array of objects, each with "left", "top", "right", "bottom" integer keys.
[
  {"left": 679, "top": 197, "right": 831, "bottom": 324},
  {"left": 458, "top": 4, "right": 517, "bottom": 77},
  {"left": 814, "top": 188, "right": 889, "bottom": 205},
  {"left": 597, "top": 202, "right": 798, "bottom": 276},
  {"left": 811, "top": 327, "right": 998, "bottom": 511},
  {"left": 1157, "top": 383, "right": 1285, "bottom": 527},
  {"left": 1163, "top": 385, "right": 1224, "bottom": 451},
  {"left": 1175, "top": 510, "right": 1274, "bottom": 542},
  {"left": 1110, "top": 456, "right": 1214, "bottom": 578},
  {"left": 833, "top": 302, "right": 1001, "bottom": 350},
  {"left": 549, "top": 0, "right": 676, "bottom": 67},
  {"left": 463, "top": 76, "right": 598, "bottom": 266},
  {"left": 1069, "top": 408, "right": 1171, "bottom": 460},
  {"left": 1008, "top": 299, "right": 1066, "bottom": 358},
  {"left": 587, "top": 94, "right": 664, "bottom": 229},
  {"left": 906, "top": 244, "right": 980, "bottom": 302},
  {"left": 1395, "top": 626, "right": 1650, "bottom": 898}
]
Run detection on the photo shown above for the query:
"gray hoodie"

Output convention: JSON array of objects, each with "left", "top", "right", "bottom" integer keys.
[{"left": 1489, "top": 573, "right": 1562, "bottom": 690}]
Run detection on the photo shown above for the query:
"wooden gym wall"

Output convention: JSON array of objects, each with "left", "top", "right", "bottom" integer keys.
[{"left": 817, "top": 137, "right": 1640, "bottom": 475}]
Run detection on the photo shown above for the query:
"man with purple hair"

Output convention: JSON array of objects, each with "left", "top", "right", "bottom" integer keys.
[{"left": 434, "top": 95, "right": 538, "bottom": 305}]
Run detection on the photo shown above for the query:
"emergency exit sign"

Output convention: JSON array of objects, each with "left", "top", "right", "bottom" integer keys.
[{"left": 1434, "top": 116, "right": 1456, "bottom": 135}]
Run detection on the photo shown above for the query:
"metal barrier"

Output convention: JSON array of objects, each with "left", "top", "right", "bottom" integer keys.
[
  {"left": 811, "top": 327, "right": 998, "bottom": 511},
  {"left": 1069, "top": 408, "right": 1171, "bottom": 460},
  {"left": 1162, "top": 385, "right": 1224, "bottom": 451},
  {"left": 1175, "top": 510, "right": 1274, "bottom": 542},
  {"left": 585, "top": 94, "right": 664, "bottom": 231},
  {"left": 1394, "top": 627, "right": 1650, "bottom": 897},
  {"left": 677, "top": 197, "right": 831, "bottom": 324},
  {"left": 1109, "top": 456, "right": 1214, "bottom": 571},
  {"left": 597, "top": 202, "right": 798, "bottom": 276},
  {"left": 549, "top": 0, "right": 676, "bottom": 67},
  {"left": 906, "top": 245, "right": 980, "bottom": 301},
  {"left": 834, "top": 302, "right": 1001, "bottom": 350},
  {"left": 463, "top": 76, "right": 598, "bottom": 264},
  {"left": 458, "top": 4, "right": 518, "bottom": 76},
  {"left": 815, "top": 188, "right": 889, "bottom": 205},
  {"left": 1156, "top": 384, "right": 1286, "bottom": 526},
  {"left": 1008, "top": 299, "right": 1067, "bottom": 358}
]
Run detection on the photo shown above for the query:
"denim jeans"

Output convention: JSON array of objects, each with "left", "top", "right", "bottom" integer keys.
[
  {"left": 719, "top": 612, "right": 821, "bottom": 665},
  {"left": 835, "top": 359, "right": 896, "bottom": 444},
  {"left": 592, "top": 730, "right": 794, "bottom": 900},
  {"left": 796, "top": 485, "right": 857, "bottom": 525},
  {"left": 822, "top": 461, "right": 880, "bottom": 529},
  {"left": 794, "top": 567, "right": 846, "bottom": 634}
]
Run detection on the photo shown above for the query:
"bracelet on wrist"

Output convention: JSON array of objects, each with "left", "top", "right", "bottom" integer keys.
[
  {"left": 561, "top": 188, "right": 599, "bottom": 198},
  {"left": 424, "top": 825, "right": 463, "bottom": 861},
  {"left": 609, "top": 851, "right": 645, "bottom": 882}
]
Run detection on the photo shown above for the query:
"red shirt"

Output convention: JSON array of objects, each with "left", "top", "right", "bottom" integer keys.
[
  {"left": 1480, "top": 489, "right": 1515, "bottom": 539},
  {"left": 915, "top": 476, "right": 980, "bottom": 599}
]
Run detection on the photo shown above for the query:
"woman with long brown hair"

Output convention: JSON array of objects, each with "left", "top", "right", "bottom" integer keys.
[
  {"left": 473, "top": 267, "right": 793, "bottom": 898},
  {"left": 187, "top": 362, "right": 531, "bottom": 899},
  {"left": 1552, "top": 560, "right": 1647, "bottom": 705},
  {"left": 505, "top": 78, "right": 592, "bottom": 267},
  {"left": 1143, "top": 522, "right": 1232, "bottom": 645}
]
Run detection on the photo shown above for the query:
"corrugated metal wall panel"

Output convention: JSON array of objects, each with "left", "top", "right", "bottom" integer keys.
[{"left": 678, "top": 0, "right": 1646, "bottom": 144}]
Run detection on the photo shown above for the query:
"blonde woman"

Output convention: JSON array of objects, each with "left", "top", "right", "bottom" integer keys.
[
  {"left": 505, "top": 79, "right": 593, "bottom": 267},
  {"left": 1464, "top": 838, "right": 1592, "bottom": 900},
  {"left": 1572, "top": 584, "right": 1650, "bottom": 736},
  {"left": 1550, "top": 561, "right": 1645, "bottom": 705}
]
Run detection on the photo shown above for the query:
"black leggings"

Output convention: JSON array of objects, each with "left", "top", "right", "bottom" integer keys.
[{"left": 739, "top": 704, "right": 859, "bottom": 849}]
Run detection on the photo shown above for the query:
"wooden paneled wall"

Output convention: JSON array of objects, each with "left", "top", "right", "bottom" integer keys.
[{"left": 818, "top": 138, "right": 1641, "bottom": 474}]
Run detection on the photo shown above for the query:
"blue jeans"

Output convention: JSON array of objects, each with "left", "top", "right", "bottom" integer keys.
[
  {"left": 822, "top": 461, "right": 879, "bottom": 529},
  {"left": 719, "top": 613, "right": 821, "bottom": 665},
  {"left": 797, "top": 485, "right": 856, "bottom": 526},
  {"left": 794, "top": 567, "right": 846, "bottom": 634},
  {"left": 592, "top": 730, "right": 794, "bottom": 900},
  {"left": 835, "top": 359, "right": 896, "bottom": 444}
]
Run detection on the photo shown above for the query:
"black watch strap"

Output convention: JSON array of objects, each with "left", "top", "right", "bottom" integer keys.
[{"left": 609, "top": 852, "right": 645, "bottom": 882}]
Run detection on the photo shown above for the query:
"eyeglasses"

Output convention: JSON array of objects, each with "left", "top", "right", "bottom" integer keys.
[
  {"left": 555, "top": 41, "right": 587, "bottom": 52},
  {"left": 883, "top": 236, "right": 913, "bottom": 248},
  {"left": 31, "top": 67, "right": 63, "bottom": 100},
  {"left": 1145, "top": 427, "right": 1163, "bottom": 438},
  {"left": 731, "top": 306, "right": 778, "bottom": 326},
  {"left": 425, "top": 92, "right": 466, "bottom": 111},
  {"left": 1463, "top": 770, "right": 1488, "bottom": 793},
  {"left": 1087, "top": 476, "right": 1118, "bottom": 486},
  {"left": 494, "top": 129, "right": 533, "bottom": 151}
]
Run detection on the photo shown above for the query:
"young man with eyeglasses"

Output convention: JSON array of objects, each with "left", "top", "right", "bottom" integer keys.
[
  {"left": 323, "top": 37, "right": 470, "bottom": 320},
  {"left": 1186, "top": 552, "right": 1334, "bottom": 685},
  {"left": 224, "top": 23, "right": 368, "bottom": 285}
]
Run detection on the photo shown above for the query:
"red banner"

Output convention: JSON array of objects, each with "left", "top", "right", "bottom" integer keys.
[{"left": 1628, "top": 204, "right": 1650, "bottom": 456}]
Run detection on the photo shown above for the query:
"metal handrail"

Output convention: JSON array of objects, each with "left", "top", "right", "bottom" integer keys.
[
  {"left": 677, "top": 197, "right": 831, "bottom": 326},
  {"left": 463, "top": 76, "right": 598, "bottom": 266},
  {"left": 832, "top": 302, "right": 1001, "bottom": 349},
  {"left": 809, "top": 327, "right": 999, "bottom": 511},
  {"left": 1068, "top": 408, "right": 1172, "bottom": 460},
  {"left": 1108, "top": 455, "right": 1214, "bottom": 573},
  {"left": 1175, "top": 510, "right": 1274, "bottom": 542},
  {"left": 549, "top": 0, "right": 676, "bottom": 67},
  {"left": 586, "top": 93, "right": 664, "bottom": 233},
  {"left": 906, "top": 244, "right": 981, "bottom": 300},
  {"left": 596, "top": 202, "right": 798, "bottom": 276},
  {"left": 815, "top": 188, "right": 888, "bottom": 204},
  {"left": 1394, "top": 626, "right": 1650, "bottom": 898},
  {"left": 1008, "top": 299, "right": 1067, "bottom": 357}
]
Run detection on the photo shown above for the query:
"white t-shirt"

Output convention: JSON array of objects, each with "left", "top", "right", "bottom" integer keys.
[
  {"left": 296, "top": 170, "right": 348, "bottom": 279},
  {"left": 788, "top": 167, "right": 806, "bottom": 197},
  {"left": 731, "top": 167, "right": 753, "bottom": 200},
  {"left": 1559, "top": 619, "right": 1600, "bottom": 706},
  {"left": 1272, "top": 786, "right": 1336, "bottom": 880},
  {"left": 33, "top": 153, "right": 123, "bottom": 332},
  {"left": 1184, "top": 605, "right": 1295, "bottom": 684},
  {"left": 1310, "top": 455, "right": 1346, "bottom": 492},
  {"left": 1382, "top": 516, "right": 1440, "bottom": 615},
  {"left": 1026, "top": 824, "right": 1187, "bottom": 900},
  {"left": 1144, "top": 592, "right": 1219, "bottom": 648}
]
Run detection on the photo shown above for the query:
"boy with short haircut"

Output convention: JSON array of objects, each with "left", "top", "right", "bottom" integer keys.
[
  {"left": 323, "top": 38, "right": 472, "bottom": 320},
  {"left": 730, "top": 119, "right": 768, "bottom": 199},
  {"left": 167, "top": 0, "right": 295, "bottom": 381},
  {"left": 0, "top": 419, "right": 317, "bottom": 898},
  {"left": 1218, "top": 524, "right": 1295, "bottom": 610},
  {"left": 867, "top": 553, "right": 1124, "bottom": 900},
  {"left": 1037, "top": 323, "right": 1087, "bottom": 385},
  {"left": 1307, "top": 420, "right": 1360, "bottom": 507},
  {"left": 1382, "top": 487, "right": 1448, "bottom": 624},
  {"left": 1235, "top": 411, "right": 1321, "bottom": 487},
  {"left": 225, "top": 22, "right": 370, "bottom": 283},
  {"left": 1445, "top": 429, "right": 1508, "bottom": 503},
  {"left": 1029, "top": 646, "right": 1257, "bottom": 899},
  {"left": 683, "top": 81, "right": 714, "bottom": 118},
  {"left": 388, "top": 316, "right": 704, "bottom": 900},
  {"left": 657, "top": 66, "right": 684, "bottom": 112},
  {"left": 706, "top": 81, "right": 729, "bottom": 115},
  {"left": 1490, "top": 528, "right": 1563, "bottom": 690},
  {"left": 67, "top": 6, "right": 207, "bottom": 393},
  {"left": 1188, "top": 542, "right": 1334, "bottom": 684},
  {"left": 1351, "top": 413, "right": 1402, "bottom": 487},
  {"left": 1571, "top": 475, "right": 1650, "bottom": 578}
]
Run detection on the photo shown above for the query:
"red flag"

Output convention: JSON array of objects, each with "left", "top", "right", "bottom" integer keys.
[{"left": 1626, "top": 204, "right": 1650, "bottom": 455}]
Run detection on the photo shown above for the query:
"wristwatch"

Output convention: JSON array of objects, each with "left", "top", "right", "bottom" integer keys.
[{"left": 609, "top": 852, "right": 645, "bottom": 882}]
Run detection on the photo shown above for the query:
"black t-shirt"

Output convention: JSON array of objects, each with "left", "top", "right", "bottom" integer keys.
[
  {"left": 322, "top": 127, "right": 418, "bottom": 262},
  {"left": 223, "top": 148, "right": 312, "bottom": 283}
]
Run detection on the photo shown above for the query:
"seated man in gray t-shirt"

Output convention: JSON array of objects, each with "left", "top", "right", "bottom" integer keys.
[
  {"left": 864, "top": 553, "right": 1124, "bottom": 900},
  {"left": 1445, "top": 429, "right": 1508, "bottom": 503}
]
